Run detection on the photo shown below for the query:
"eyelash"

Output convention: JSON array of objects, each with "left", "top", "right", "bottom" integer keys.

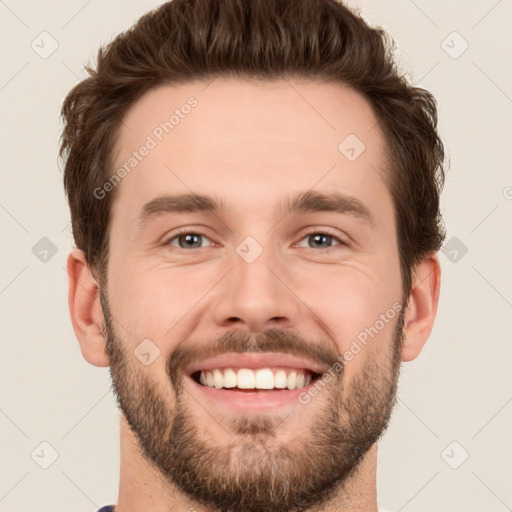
[{"left": 163, "top": 228, "right": 348, "bottom": 250}]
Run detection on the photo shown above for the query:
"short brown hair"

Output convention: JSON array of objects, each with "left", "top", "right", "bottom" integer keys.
[{"left": 60, "top": 0, "right": 446, "bottom": 301}]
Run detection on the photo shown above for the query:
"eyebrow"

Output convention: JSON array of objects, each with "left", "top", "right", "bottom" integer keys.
[{"left": 136, "top": 190, "right": 377, "bottom": 234}]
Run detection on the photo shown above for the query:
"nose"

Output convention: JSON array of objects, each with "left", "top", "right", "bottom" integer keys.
[{"left": 212, "top": 243, "right": 301, "bottom": 334}]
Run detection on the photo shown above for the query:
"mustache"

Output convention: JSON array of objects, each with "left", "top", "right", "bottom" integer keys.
[{"left": 167, "top": 328, "right": 340, "bottom": 389}]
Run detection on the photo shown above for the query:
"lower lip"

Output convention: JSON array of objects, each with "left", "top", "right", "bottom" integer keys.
[{"left": 184, "top": 373, "right": 314, "bottom": 411}]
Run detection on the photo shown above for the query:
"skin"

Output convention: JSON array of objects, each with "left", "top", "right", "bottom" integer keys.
[{"left": 67, "top": 77, "right": 441, "bottom": 511}]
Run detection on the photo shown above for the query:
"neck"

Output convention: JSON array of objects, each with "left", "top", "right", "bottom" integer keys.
[{"left": 114, "top": 415, "right": 380, "bottom": 512}]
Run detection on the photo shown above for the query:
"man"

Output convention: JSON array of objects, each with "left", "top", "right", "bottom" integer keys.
[{"left": 60, "top": 0, "right": 445, "bottom": 510}]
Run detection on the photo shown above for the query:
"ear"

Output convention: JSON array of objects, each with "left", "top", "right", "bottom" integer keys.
[
  {"left": 401, "top": 253, "right": 441, "bottom": 362},
  {"left": 66, "top": 248, "right": 109, "bottom": 367}
]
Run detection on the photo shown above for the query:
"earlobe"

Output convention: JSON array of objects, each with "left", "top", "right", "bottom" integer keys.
[
  {"left": 67, "top": 249, "right": 110, "bottom": 367},
  {"left": 401, "top": 253, "right": 441, "bottom": 362}
]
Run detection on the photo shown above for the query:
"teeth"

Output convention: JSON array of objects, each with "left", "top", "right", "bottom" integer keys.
[
  {"left": 197, "top": 367, "right": 313, "bottom": 390},
  {"left": 287, "top": 370, "right": 297, "bottom": 390},
  {"left": 255, "top": 368, "right": 274, "bottom": 389},
  {"left": 213, "top": 369, "right": 223, "bottom": 389},
  {"left": 274, "top": 370, "right": 287, "bottom": 388},
  {"left": 237, "top": 369, "right": 255, "bottom": 389},
  {"left": 223, "top": 368, "right": 237, "bottom": 388}
]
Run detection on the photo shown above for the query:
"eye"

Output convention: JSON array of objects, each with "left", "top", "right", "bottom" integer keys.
[
  {"left": 165, "top": 231, "right": 213, "bottom": 249},
  {"left": 296, "top": 231, "right": 346, "bottom": 249},
  {"left": 163, "top": 229, "right": 347, "bottom": 251}
]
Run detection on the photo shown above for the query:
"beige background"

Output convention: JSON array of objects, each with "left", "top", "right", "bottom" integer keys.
[{"left": 1, "top": 1, "right": 511, "bottom": 511}]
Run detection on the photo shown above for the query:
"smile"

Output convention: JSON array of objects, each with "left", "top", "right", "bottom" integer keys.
[
  {"left": 194, "top": 367, "right": 315, "bottom": 390},
  {"left": 183, "top": 352, "right": 325, "bottom": 410}
]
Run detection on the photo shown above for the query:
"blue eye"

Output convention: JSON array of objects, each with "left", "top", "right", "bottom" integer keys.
[
  {"left": 166, "top": 232, "right": 212, "bottom": 249},
  {"left": 297, "top": 232, "right": 344, "bottom": 249},
  {"left": 164, "top": 230, "right": 346, "bottom": 251}
]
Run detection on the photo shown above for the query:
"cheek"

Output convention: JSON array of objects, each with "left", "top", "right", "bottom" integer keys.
[
  {"left": 288, "top": 260, "right": 401, "bottom": 358},
  {"left": 110, "top": 264, "right": 216, "bottom": 341}
]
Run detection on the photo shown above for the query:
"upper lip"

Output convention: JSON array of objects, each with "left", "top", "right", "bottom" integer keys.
[{"left": 184, "top": 352, "right": 327, "bottom": 376}]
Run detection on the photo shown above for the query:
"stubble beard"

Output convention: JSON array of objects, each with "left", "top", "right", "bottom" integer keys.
[{"left": 101, "top": 289, "right": 404, "bottom": 512}]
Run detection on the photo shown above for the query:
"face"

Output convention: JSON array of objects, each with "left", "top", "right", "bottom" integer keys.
[{"left": 101, "top": 77, "right": 406, "bottom": 511}]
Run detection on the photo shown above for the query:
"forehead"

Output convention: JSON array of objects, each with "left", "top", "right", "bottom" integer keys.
[
  {"left": 115, "top": 77, "right": 383, "bottom": 158},
  {"left": 109, "top": 77, "right": 392, "bottom": 233}
]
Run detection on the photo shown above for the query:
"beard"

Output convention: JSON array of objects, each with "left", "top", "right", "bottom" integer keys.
[{"left": 100, "top": 289, "right": 405, "bottom": 512}]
